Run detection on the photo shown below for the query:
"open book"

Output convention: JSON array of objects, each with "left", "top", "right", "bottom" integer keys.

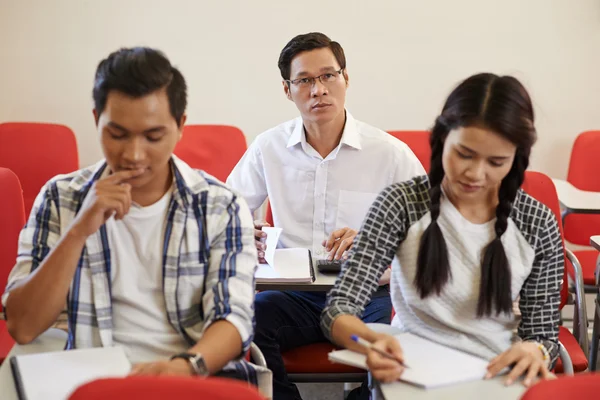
[
  {"left": 328, "top": 332, "right": 489, "bottom": 389},
  {"left": 255, "top": 227, "right": 315, "bottom": 283},
  {"left": 11, "top": 347, "right": 131, "bottom": 400}
]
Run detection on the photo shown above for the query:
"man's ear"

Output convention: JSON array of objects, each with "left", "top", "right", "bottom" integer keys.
[
  {"left": 177, "top": 114, "right": 187, "bottom": 141},
  {"left": 342, "top": 68, "right": 349, "bottom": 88},
  {"left": 93, "top": 109, "right": 99, "bottom": 126},
  {"left": 282, "top": 80, "right": 292, "bottom": 101}
]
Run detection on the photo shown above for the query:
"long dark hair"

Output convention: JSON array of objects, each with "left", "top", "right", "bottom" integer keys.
[{"left": 415, "top": 73, "right": 537, "bottom": 317}]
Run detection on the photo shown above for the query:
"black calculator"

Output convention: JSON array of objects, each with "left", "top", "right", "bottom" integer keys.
[{"left": 316, "top": 259, "right": 343, "bottom": 273}]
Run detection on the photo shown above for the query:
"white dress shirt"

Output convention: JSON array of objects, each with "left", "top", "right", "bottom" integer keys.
[{"left": 227, "top": 111, "right": 425, "bottom": 258}]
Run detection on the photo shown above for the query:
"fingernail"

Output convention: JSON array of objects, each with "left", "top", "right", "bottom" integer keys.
[
  {"left": 484, "top": 373, "right": 491, "bottom": 380},
  {"left": 505, "top": 379, "right": 512, "bottom": 386},
  {"left": 524, "top": 379, "right": 531, "bottom": 386}
]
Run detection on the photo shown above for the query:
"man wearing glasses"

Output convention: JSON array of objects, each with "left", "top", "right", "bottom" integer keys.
[{"left": 227, "top": 32, "right": 424, "bottom": 400}]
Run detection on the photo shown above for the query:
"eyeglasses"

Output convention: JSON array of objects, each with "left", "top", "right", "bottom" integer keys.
[{"left": 286, "top": 69, "right": 344, "bottom": 89}]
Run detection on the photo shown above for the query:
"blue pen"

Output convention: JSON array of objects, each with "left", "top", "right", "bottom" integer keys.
[{"left": 350, "top": 334, "right": 409, "bottom": 368}]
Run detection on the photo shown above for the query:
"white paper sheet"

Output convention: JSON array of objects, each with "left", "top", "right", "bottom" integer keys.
[{"left": 328, "top": 333, "right": 489, "bottom": 389}]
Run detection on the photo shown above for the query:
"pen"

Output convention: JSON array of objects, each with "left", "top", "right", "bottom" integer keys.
[{"left": 350, "top": 334, "right": 409, "bottom": 368}]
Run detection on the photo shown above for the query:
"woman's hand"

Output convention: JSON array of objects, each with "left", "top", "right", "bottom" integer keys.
[
  {"left": 486, "top": 342, "right": 552, "bottom": 387},
  {"left": 366, "top": 334, "right": 405, "bottom": 383}
]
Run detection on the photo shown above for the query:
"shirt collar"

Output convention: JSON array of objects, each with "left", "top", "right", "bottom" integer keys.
[{"left": 286, "top": 110, "right": 362, "bottom": 150}]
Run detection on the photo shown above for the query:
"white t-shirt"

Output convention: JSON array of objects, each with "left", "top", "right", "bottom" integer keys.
[{"left": 106, "top": 188, "right": 188, "bottom": 363}]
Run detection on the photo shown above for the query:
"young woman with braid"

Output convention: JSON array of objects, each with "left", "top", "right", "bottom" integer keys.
[{"left": 321, "top": 73, "right": 562, "bottom": 389}]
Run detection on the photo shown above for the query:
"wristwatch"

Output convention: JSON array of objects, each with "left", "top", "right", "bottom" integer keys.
[{"left": 170, "top": 352, "right": 209, "bottom": 376}]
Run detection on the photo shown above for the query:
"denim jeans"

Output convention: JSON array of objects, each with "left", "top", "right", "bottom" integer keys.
[{"left": 253, "top": 287, "right": 392, "bottom": 400}]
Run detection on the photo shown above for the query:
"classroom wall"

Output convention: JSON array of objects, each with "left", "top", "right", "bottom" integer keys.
[{"left": 1, "top": 0, "right": 599, "bottom": 178}]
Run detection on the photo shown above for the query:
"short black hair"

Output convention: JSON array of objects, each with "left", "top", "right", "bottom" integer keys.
[
  {"left": 278, "top": 32, "right": 346, "bottom": 81},
  {"left": 93, "top": 47, "right": 187, "bottom": 127}
]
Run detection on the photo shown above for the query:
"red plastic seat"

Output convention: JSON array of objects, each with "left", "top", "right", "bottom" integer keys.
[
  {"left": 520, "top": 372, "right": 600, "bottom": 399},
  {"left": 68, "top": 376, "right": 265, "bottom": 400},
  {"left": 282, "top": 342, "right": 364, "bottom": 374},
  {"left": 0, "top": 168, "right": 26, "bottom": 364},
  {"left": 562, "top": 131, "right": 600, "bottom": 286},
  {"left": 522, "top": 171, "right": 588, "bottom": 373},
  {"left": 0, "top": 123, "right": 78, "bottom": 217},
  {"left": 174, "top": 125, "right": 247, "bottom": 182},
  {"left": 387, "top": 130, "right": 431, "bottom": 172}
]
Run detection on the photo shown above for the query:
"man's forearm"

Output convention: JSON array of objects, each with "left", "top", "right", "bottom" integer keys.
[
  {"left": 6, "top": 229, "right": 87, "bottom": 344},
  {"left": 187, "top": 319, "right": 244, "bottom": 374}
]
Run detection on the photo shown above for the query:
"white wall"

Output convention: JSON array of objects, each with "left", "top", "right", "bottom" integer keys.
[{"left": 1, "top": 0, "right": 599, "bottom": 178}]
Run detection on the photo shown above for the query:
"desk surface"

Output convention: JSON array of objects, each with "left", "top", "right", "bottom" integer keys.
[
  {"left": 0, "top": 328, "right": 67, "bottom": 400},
  {"left": 552, "top": 179, "right": 600, "bottom": 213},
  {"left": 377, "top": 375, "right": 526, "bottom": 400},
  {"left": 591, "top": 236, "right": 600, "bottom": 252}
]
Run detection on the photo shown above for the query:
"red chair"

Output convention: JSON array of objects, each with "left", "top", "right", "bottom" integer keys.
[
  {"left": 174, "top": 125, "right": 247, "bottom": 182},
  {"left": 520, "top": 373, "right": 600, "bottom": 399},
  {"left": 521, "top": 171, "right": 589, "bottom": 373},
  {"left": 0, "top": 168, "right": 26, "bottom": 364},
  {"left": 561, "top": 131, "right": 600, "bottom": 288},
  {"left": 0, "top": 123, "right": 78, "bottom": 217},
  {"left": 68, "top": 376, "right": 265, "bottom": 400},
  {"left": 388, "top": 130, "right": 431, "bottom": 172}
]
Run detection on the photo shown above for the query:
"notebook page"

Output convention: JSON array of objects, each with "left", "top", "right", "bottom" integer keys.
[{"left": 15, "top": 346, "right": 131, "bottom": 400}]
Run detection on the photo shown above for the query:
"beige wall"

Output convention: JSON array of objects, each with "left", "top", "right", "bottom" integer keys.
[{"left": 1, "top": 0, "right": 599, "bottom": 178}]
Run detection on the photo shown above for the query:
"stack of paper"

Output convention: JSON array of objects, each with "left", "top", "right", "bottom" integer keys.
[
  {"left": 328, "top": 332, "right": 489, "bottom": 389},
  {"left": 254, "top": 227, "right": 314, "bottom": 283}
]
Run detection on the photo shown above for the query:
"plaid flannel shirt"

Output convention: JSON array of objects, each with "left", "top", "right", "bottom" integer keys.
[{"left": 2, "top": 156, "right": 271, "bottom": 392}]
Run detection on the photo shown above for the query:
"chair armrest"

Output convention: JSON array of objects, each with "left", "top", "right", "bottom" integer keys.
[
  {"left": 250, "top": 342, "right": 267, "bottom": 368},
  {"left": 566, "top": 248, "right": 590, "bottom": 356},
  {"left": 558, "top": 341, "right": 575, "bottom": 375}
]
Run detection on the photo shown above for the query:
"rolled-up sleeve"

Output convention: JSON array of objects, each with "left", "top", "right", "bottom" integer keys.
[
  {"left": 2, "top": 183, "right": 61, "bottom": 317},
  {"left": 202, "top": 193, "right": 257, "bottom": 353},
  {"left": 321, "top": 184, "right": 406, "bottom": 340}
]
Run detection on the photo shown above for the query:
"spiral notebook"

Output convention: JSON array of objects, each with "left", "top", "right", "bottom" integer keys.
[
  {"left": 328, "top": 332, "right": 489, "bottom": 389},
  {"left": 11, "top": 347, "right": 131, "bottom": 400},
  {"left": 255, "top": 227, "right": 315, "bottom": 283}
]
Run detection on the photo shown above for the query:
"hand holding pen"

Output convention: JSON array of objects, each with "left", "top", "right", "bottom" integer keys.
[{"left": 351, "top": 334, "right": 407, "bottom": 383}]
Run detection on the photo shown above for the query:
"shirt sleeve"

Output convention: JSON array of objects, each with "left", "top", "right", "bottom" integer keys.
[
  {"left": 226, "top": 142, "right": 268, "bottom": 215},
  {"left": 321, "top": 184, "right": 406, "bottom": 340},
  {"left": 2, "top": 183, "right": 61, "bottom": 317},
  {"left": 391, "top": 141, "right": 426, "bottom": 184},
  {"left": 518, "top": 209, "right": 563, "bottom": 368},
  {"left": 201, "top": 192, "right": 258, "bottom": 354}
]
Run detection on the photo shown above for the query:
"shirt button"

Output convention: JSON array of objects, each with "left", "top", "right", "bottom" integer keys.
[{"left": 316, "top": 249, "right": 323, "bottom": 256}]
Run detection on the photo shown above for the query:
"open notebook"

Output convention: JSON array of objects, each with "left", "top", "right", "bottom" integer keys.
[
  {"left": 11, "top": 347, "right": 131, "bottom": 400},
  {"left": 328, "top": 332, "right": 489, "bottom": 389},
  {"left": 255, "top": 227, "right": 315, "bottom": 283}
]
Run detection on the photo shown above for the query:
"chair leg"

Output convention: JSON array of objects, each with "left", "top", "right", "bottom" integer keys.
[{"left": 590, "top": 299, "right": 600, "bottom": 371}]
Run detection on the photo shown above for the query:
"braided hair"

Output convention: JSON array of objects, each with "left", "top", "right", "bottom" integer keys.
[{"left": 415, "top": 73, "right": 536, "bottom": 317}]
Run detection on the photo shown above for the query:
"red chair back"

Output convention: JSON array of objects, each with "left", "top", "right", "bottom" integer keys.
[
  {"left": 0, "top": 123, "right": 78, "bottom": 217},
  {"left": 0, "top": 168, "right": 25, "bottom": 363},
  {"left": 520, "top": 373, "right": 600, "bottom": 399},
  {"left": 521, "top": 171, "right": 569, "bottom": 309},
  {"left": 0, "top": 168, "right": 26, "bottom": 312},
  {"left": 387, "top": 130, "right": 431, "bottom": 172},
  {"left": 174, "top": 125, "right": 247, "bottom": 182},
  {"left": 564, "top": 130, "right": 600, "bottom": 245},
  {"left": 68, "top": 376, "right": 265, "bottom": 400}
]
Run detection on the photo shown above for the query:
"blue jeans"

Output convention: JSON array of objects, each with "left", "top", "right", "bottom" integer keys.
[{"left": 254, "top": 287, "right": 392, "bottom": 400}]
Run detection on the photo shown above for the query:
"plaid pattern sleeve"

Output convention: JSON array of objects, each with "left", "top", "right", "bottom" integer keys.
[
  {"left": 513, "top": 191, "right": 563, "bottom": 367},
  {"left": 201, "top": 186, "right": 258, "bottom": 354},
  {"left": 1, "top": 179, "right": 63, "bottom": 314},
  {"left": 321, "top": 177, "right": 431, "bottom": 340}
]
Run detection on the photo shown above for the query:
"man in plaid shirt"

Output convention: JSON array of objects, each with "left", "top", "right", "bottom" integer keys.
[{"left": 2, "top": 47, "right": 271, "bottom": 396}]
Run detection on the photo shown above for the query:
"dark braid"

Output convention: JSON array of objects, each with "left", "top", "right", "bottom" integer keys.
[
  {"left": 415, "top": 73, "right": 536, "bottom": 318},
  {"left": 415, "top": 116, "right": 451, "bottom": 297},
  {"left": 477, "top": 152, "right": 528, "bottom": 316}
]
